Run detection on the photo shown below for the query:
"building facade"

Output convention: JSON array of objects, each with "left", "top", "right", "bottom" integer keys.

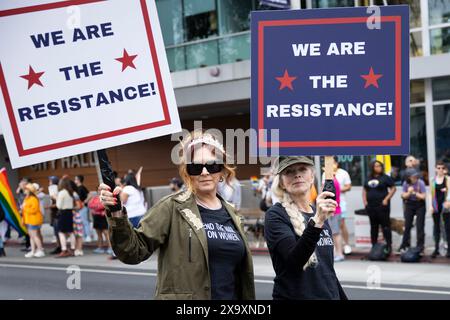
[{"left": 0, "top": 0, "right": 448, "bottom": 202}]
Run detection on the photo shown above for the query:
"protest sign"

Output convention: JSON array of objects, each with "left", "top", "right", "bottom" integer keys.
[
  {"left": 0, "top": 0, "right": 181, "bottom": 168},
  {"left": 251, "top": 6, "right": 410, "bottom": 156}
]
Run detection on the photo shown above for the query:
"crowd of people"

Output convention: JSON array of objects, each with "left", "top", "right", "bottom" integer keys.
[
  {"left": 0, "top": 149, "right": 449, "bottom": 266},
  {"left": 254, "top": 154, "right": 450, "bottom": 260},
  {"left": 0, "top": 169, "right": 150, "bottom": 259},
  {"left": 1, "top": 128, "right": 449, "bottom": 300},
  {"left": 0, "top": 157, "right": 448, "bottom": 263}
]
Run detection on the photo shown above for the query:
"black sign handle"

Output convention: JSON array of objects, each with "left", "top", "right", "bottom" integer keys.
[{"left": 96, "top": 149, "right": 122, "bottom": 213}]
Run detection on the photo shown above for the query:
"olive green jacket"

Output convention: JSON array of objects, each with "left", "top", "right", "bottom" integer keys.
[{"left": 107, "top": 190, "right": 255, "bottom": 300}]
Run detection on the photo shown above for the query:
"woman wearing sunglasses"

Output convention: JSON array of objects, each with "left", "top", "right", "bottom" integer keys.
[
  {"left": 98, "top": 130, "right": 255, "bottom": 300},
  {"left": 264, "top": 156, "right": 347, "bottom": 300}
]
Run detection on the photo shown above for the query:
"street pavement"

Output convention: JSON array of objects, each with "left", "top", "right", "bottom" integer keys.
[{"left": 1, "top": 245, "right": 450, "bottom": 300}]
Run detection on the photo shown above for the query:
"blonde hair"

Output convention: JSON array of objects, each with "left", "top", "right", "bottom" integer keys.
[
  {"left": 272, "top": 173, "right": 318, "bottom": 270},
  {"left": 178, "top": 129, "right": 236, "bottom": 194}
]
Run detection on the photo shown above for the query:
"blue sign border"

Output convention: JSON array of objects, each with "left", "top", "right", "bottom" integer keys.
[{"left": 251, "top": 6, "right": 410, "bottom": 156}]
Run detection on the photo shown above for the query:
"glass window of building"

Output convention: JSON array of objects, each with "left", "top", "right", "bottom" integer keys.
[
  {"left": 371, "top": 1, "right": 421, "bottom": 28},
  {"left": 184, "top": 0, "right": 218, "bottom": 41},
  {"left": 337, "top": 155, "right": 363, "bottom": 186},
  {"left": 218, "top": 0, "right": 252, "bottom": 35},
  {"left": 410, "top": 79, "right": 425, "bottom": 104},
  {"left": 219, "top": 33, "right": 251, "bottom": 64},
  {"left": 434, "top": 104, "right": 450, "bottom": 163},
  {"left": 429, "top": 0, "right": 450, "bottom": 25},
  {"left": 393, "top": 107, "right": 428, "bottom": 183},
  {"left": 432, "top": 76, "right": 450, "bottom": 101},
  {"left": 430, "top": 26, "right": 450, "bottom": 54},
  {"left": 156, "top": 0, "right": 185, "bottom": 72},
  {"left": 156, "top": 0, "right": 184, "bottom": 46},
  {"left": 312, "top": 0, "right": 354, "bottom": 7},
  {"left": 186, "top": 41, "right": 219, "bottom": 69},
  {"left": 409, "top": 107, "right": 428, "bottom": 178},
  {"left": 410, "top": 31, "right": 422, "bottom": 56},
  {"left": 319, "top": 155, "right": 363, "bottom": 186}
]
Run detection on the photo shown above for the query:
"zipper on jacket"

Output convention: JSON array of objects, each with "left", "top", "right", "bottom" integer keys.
[{"left": 189, "top": 228, "right": 192, "bottom": 262}]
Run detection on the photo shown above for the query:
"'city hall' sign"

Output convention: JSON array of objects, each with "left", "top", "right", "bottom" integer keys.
[
  {"left": 0, "top": 0, "right": 181, "bottom": 168},
  {"left": 251, "top": 6, "right": 410, "bottom": 156}
]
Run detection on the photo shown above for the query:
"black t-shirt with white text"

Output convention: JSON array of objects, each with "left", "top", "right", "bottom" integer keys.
[
  {"left": 264, "top": 203, "right": 345, "bottom": 300},
  {"left": 364, "top": 174, "right": 395, "bottom": 207},
  {"left": 198, "top": 205, "right": 246, "bottom": 300}
]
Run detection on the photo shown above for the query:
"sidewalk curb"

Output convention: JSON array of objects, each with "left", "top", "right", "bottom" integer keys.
[{"left": 6, "top": 239, "right": 450, "bottom": 264}]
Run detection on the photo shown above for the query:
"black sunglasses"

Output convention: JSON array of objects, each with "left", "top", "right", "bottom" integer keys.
[{"left": 186, "top": 162, "right": 223, "bottom": 176}]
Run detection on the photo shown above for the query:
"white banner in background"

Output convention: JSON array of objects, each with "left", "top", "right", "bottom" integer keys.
[{"left": 0, "top": 0, "right": 181, "bottom": 168}]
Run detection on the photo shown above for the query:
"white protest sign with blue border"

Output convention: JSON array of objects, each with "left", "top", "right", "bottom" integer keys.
[
  {"left": 0, "top": 0, "right": 181, "bottom": 168},
  {"left": 251, "top": 6, "right": 410, "bottom": 156}
]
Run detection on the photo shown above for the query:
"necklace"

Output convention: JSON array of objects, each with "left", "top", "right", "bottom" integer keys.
[{"left": 195, "top": 196, "right": 221, "bottom": 210}]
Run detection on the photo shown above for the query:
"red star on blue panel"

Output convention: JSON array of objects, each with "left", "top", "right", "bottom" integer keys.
[
  {"left": 115, "top": 49, "right": 138, "bottom": 71},
  {"left": 20, "top": 66, "right": 45, "bottom": 90},
  {"left": 361, "top": 67, "right": 383, "bottom": 88},
  {"left": 276, "top": 69, "right": 297, "bottom": 91}
]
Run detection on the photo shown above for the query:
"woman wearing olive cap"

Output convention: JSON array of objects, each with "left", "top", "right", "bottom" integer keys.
[{"left": 264, "top": 156, "right": 347, "bottom": 300}]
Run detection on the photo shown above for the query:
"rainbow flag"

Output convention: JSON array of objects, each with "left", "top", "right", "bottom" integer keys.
[{"left": 0, "top": 168, "right": 27, "bottom": 236}]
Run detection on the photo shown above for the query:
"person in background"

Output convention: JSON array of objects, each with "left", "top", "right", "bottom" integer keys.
[
  {"left": 16, "top": 177, "right": 29, "bottom": 208},
  {"left": 169, "top": 177, "right": 184, "bottom": 193},
  {"left": 121, "top": 173, "right": 147, "bottom": 228},
  {"left": 116, "top": 177, "right": 125, "bottom": 189},
  {"left": 0, "top": 200, "right": 6, "bottom": 257},
  {"left": 55, "top": 177, "right": 76, "bottom": 258},
  {"left": 0, "top": 234, "right": 5, "bottom": 257},
  {"left": 363, "top": 160, "right": 396, "bottom": 256},
  {"left": 218, "top": 176, "right": 242, "bottom": 211},
  {"left": 15, "top": 177, "right": 31, "bottom": 252},
  {"left": 70, "top": 179, "right": 84, "bottom": 257},
  {"left": 322, "top": 158, "right": 352, "bottom": 255},
  {"left": 399, "top": 168, "right": 427, "bottom": 254},
  {"left": 48, "top": 176, "right": 61, "bottom": 254},
  {"left": 113, "top": 171, "right": 122, "bottom": 188},
  {"left": 256, "top": 172, "right": 273, "bottom": 211},
  {"left": 428, "top": 161, "right": 450, "bottom": 258},
  {"left": 334, "top": 159, "right": 352, "bottom": 256},
  {"left": 391, "top": 166, "right": 402, "bottom": 186},
  {"left": 327, "top": 177, "right": 344, "bottom": 262},
  {"left": 22, "top": 183, "right": 45, "bottom": 258},
  {"left": 89, "top": 192, "right": 113, "bottom": 255},
  {"left": 400, "top": 155, "right": 421, "bottom": 182},
  {"left": 135, "top": 166, "right": 144, "bottom": 187},
  {"left": 74, "top": 175, "right": 92, "bottom": 242},
  {"left": 34, "top": 184, "right": 46, "bottom": 216},
  {"left": 33, "top": 183, "right": 46, "bottom": 248}
]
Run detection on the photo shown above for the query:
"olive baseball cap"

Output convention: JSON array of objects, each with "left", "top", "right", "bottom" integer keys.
[{"left": 276, "top": 156, "right": 315, "bottom": 175}]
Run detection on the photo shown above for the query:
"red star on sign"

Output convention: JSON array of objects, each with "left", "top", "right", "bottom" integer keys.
[
  {"left": 361, "top": 67, "right": 383, "bottom": 88},
  {"left": 115, "top": 49, "right": 138, "bottom": 71},
  {"left": 276, "top": 69, "right": 297, "bottom": 91},
  {"left": 20, "top": 66, "right": 45, "bottom": 90}
]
